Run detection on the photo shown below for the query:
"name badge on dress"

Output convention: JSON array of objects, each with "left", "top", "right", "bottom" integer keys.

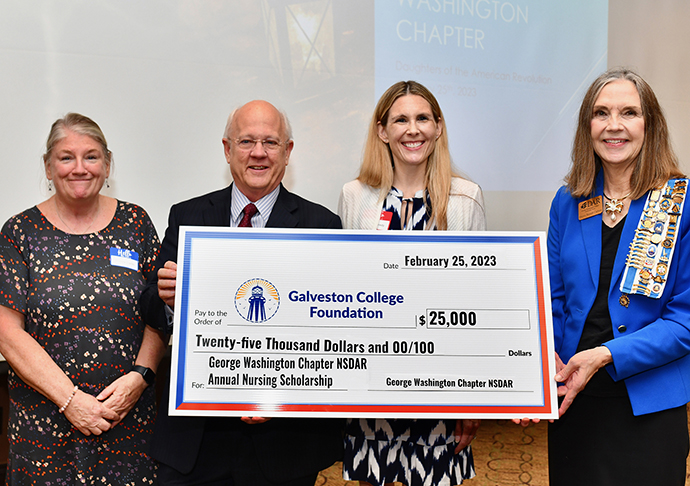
[
  {"left": 377, "top": 211, "right": 393, "bottom": 230},
  {"left": 110, "top": 248, "right": 139, "bottom": 271}
]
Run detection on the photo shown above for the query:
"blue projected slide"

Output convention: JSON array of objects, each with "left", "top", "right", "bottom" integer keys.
[{"left": 375, "top": 0, "right": 608, "bottom": 191}]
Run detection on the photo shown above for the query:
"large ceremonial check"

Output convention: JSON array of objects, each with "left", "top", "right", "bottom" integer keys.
[{"left": 169, "top": 227, "right": 558, "bottom": 419}]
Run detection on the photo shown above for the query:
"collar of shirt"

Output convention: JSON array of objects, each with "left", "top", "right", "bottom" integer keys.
[
  {"left": 389, "top": 186, "right": 425, "bottom": 200},
  {"left": 230, "top": 185, "right": 280, "bottom": 228}
]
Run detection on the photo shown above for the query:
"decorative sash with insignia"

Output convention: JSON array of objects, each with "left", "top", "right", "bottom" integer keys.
[{"left": 620, "top": 179, "right": 688, "bottom": 299}]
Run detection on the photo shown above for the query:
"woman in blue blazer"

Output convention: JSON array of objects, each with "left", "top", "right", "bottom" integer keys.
[{"left": 547, "top": 68, "right": 690, "bottom": 485}]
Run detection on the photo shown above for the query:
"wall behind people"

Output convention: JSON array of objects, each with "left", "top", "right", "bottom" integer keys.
[
  {"left": 0, "top": 0, "right": 688, "bottom": 234},
  {"left": 474, "top": 0, "right": 690, "bottom": 230}
]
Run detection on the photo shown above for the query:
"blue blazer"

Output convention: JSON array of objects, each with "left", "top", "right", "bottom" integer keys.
[{"left": 548, "top": 172, "right": 690, "bottom": 415}]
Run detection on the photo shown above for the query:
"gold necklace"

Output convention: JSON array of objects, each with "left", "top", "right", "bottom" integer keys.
[
  {"left": 54, "top": 199, "right": 100, "bottom": 234},
  {"left": 602, "top": 191, "right": 631, "bottom": 221}
]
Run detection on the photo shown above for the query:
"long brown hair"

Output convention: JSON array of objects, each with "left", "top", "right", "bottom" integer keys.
[
  {"left": 357, "top": 80, "right": 462, "bottom": 230},
  {"left": 565, "top": 67, "right": 683, "bottom": 198}
]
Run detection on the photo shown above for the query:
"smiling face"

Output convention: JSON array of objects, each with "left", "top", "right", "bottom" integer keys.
[
  {"left": 45, "top": 129, "right": 110, "bottom": 202},
  {"left": 223, "top": 101, "right": 293, "bottom": 202},
  {"left": 591, "top": 79, "right": 645, "bottom": 172},
  {"left": 378, "top": 94, "right": 443, "bottom": 171}
]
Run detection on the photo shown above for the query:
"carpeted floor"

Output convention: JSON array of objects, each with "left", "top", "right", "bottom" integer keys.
[{"left": 462, "top": 420, "right": 548, "bottom": 486}]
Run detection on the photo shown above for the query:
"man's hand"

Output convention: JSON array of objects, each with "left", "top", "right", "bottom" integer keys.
[
  {"left": 241, "top": 416, "right": 272, "bottom": 424},
  {"left": 158, "top": 261, "right": 177, "bottom": 308}
]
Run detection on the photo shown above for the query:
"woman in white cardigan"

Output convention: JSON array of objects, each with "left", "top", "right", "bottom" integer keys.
[{"left": 338, "top": 80, "right": 485, "bottom": 486}]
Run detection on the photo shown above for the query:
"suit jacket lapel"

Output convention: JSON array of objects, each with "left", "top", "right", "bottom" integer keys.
[
  {"left": 205, "top": 184, "right": 233, "bottom": 226},
  {"left": 579, "top": 171, "right": 605, "bottom": 286},
  {"left": 267, "top": 184, "right": 299, "bottom": 228},
  {"left": 581, "top": 204, "right": 603, "bottom": 287}
]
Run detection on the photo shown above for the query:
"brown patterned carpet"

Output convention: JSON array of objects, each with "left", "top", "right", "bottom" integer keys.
[{"left": 318, "top": 411, "right": 690, "bottom": 485}]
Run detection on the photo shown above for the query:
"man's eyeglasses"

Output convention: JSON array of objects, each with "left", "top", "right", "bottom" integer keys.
[{"left": 231, "top": 138, "right": 288, "bottom": 152}]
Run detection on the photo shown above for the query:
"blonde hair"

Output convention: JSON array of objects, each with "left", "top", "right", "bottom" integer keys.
[
  {"left": 44, "top": 113, "right": 112, "bottom": 165},
  {"left": 357, "top": 80, "right": 461, "bottom": 230},
  {"left": 565, "top": 67, "right": 683, "bottom": 198}
]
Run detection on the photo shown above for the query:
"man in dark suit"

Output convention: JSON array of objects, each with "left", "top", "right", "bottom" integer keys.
[{"left": 140, "top": 100, "right": 343, "bottom": 485}]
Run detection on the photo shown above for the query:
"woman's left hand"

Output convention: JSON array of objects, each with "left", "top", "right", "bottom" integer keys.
[
  {"left": 555, "top": 346, "right": 612, "bottom": 417},
  {"left": 454, "top": 419, "right": 481, "bottom": 453},
  {"left": 96, "top": 372, "right": 148, "bottom": 426}
]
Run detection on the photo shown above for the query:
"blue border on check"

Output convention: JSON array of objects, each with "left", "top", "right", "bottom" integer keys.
[{"left": 175, "top": 229, "right": 542, "bottom": 409}]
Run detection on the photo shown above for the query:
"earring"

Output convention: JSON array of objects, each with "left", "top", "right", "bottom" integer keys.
[
  {"left": 105, "top": 178, "right": 110, "bottom": 188},
  {"left": 48, "top": 180, "right": 53, "bottom": 192}
]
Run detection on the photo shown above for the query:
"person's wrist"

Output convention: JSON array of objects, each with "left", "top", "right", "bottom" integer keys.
[
  {"left": 597, "top": 346, "right": 613, "bottom": 366},
  {"left": 130, "top": 365, "right": 156, "bottom": 386},
  {"left": 59, "top": 385, "right": 79, "bottom": 413}
]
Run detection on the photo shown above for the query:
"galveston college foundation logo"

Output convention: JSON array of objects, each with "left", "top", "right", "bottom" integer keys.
[{"left": 235, "top": 278, "right": 280, "bottom": 323}]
